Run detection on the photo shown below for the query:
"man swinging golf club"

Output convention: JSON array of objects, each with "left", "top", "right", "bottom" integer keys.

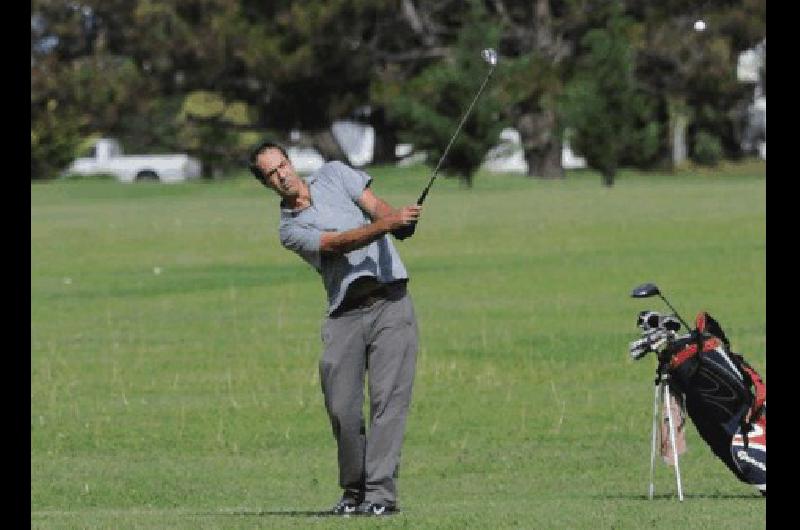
[
  {"left": 249, "top": 47, "right": 498, "bottom": 516},
  {"left": 250, "top": 141, "right": 421, "bottom": 516}
]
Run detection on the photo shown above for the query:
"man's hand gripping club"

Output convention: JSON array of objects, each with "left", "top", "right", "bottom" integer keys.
[{"left": 320, "top": 189, "right": 421, "bottom": 253}]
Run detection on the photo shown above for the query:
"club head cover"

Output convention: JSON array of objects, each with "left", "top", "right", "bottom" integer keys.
[
  {"left": 660, "top": 315, "right": 682, "bottom": 332},
  {"left": 637, "top": 310, "right": 662, "bottom": 331}
]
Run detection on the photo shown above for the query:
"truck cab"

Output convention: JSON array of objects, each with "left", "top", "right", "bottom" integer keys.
[{"left": 90, "top": 138, "right": 123, "bottom": 161}]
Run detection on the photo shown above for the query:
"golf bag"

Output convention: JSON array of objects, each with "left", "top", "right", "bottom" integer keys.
[{"left": 630, "top": 310, "right": 766, "bottom": 496}]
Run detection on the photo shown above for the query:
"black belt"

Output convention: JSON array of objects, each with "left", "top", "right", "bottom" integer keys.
[{"left": 334, "top": 280, "right": 407, "bottom": 315}]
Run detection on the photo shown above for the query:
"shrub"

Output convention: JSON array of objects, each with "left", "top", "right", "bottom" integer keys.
[{"left": 692, "top": 130, "right": 723, "bottom": 166}]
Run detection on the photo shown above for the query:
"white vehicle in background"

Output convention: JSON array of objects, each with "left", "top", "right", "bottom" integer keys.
[{"left": 65, "top": 138, "right": 202, "bottom": 183}]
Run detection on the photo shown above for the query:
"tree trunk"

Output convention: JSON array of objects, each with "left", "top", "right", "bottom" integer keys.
[
  {"left": 369, "top": 108, "right": 399, "bottom": 164},
  {"left": 462, "top": 172, "right": 474, "bottom": 188},
  {"left": 517, "top": 109, "right": 564, "bottom": 179},
  {"left": 201, "top": 160, "right": 214, "bottom": 179},
  {"left": 511, "top": 0, "right": 567, "bottom": 179},
  {"left": 667, "top": 96, "right": 689, "bottom": 170},
  {"left": 601, "top": 168, "right": 615, "bottom": 187},
  {"left": 297, "top": 129, "right": 349, "bottom": 163}
]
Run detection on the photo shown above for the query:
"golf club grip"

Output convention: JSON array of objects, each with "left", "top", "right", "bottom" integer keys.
[
  {"left": 391, "top": 182, "right": 431, "bottom": 240},
  {"left": 417, "top": 184, "right": 432, "bottom": 206},
  {"left": 392, "top": 221, "right": 417, "bottom": 241}
]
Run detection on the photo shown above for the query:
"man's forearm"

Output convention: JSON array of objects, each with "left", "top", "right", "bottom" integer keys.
[
  {"left": 320, "top": 219, "right": 391, "bottom": 254},
  {"left": 369, "top": 198, "right": 398, "bottom": 221}
]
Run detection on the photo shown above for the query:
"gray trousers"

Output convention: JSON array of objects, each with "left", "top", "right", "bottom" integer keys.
[{"left": 319, "top": 288, "right": 418, "bottom": 506}]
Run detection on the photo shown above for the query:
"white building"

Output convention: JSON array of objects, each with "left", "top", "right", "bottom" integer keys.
[
  {"left": 289, "top": 122, "right": 587, "bottom": 174},
  {"left": 480, "top": 128, "right": 587, "bottom": 173},
  {"left": 737, "top": 39, "right": 766, "bottom": 159}
]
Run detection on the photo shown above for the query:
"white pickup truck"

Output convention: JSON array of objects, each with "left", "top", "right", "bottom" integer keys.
[{"left": 66, "top": 138, "right": 202, "bottom": 183}]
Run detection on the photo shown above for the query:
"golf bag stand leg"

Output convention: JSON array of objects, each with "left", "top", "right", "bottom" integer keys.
[
  {"left": 648, "top": 369, "right": 684, "bottom": 501},
  {"left": 648, "top": 380, "right": 660, "bottom": 500},
  {"left": 663, "top": 374, "right": 685, "bottom": 501}
]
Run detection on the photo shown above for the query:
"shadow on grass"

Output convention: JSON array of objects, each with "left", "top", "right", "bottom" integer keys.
[
  {"left": 596, "top": 493, "right": 763, "bottom": 500},
  {"left": 192, "top": 510, "right": 337, "bottom": 517}
]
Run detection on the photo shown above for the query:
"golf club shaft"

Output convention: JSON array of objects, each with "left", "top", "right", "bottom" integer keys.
[
  {"left": 658, "top": 295, "right": 691, "bottom": 330},
  {"left": 393, "top": 51, "right": 497, "bottom": 241},
  {"left": 416, "top": 67, "right": 496, "bottom": 206}
]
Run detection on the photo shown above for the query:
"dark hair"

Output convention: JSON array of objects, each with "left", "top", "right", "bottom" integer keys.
[{"left": 248, "top": 141, "right": 289, "bottom": 186}]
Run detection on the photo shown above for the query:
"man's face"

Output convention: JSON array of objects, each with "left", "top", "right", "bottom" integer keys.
[{"left": 256, "top": 148, "right": 302, "bottom": 197}]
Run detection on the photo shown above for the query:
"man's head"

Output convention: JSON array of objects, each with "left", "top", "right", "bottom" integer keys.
[{"left": 249, "top": 141, "right": 303, "bottom": 198}]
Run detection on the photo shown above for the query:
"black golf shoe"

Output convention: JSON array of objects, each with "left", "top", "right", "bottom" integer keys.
[
  {"left": 355, "top": 501, "right": 399, "bottom": 516},
  {"left": 330, "top": 496, "right": 360, "bottom": 515}
]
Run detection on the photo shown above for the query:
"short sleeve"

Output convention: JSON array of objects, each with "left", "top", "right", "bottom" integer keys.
[
  {"left": 333, "top": 161, "right": 371, "bottom": 202},
  {"left": 280, "top": 220, "right": 322, "bottom": 255}
]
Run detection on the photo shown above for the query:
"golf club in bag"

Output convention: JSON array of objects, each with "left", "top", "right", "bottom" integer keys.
[
  {"left": 392, "top": 48, "right": 499, "bottom": 241},
  {"left": 629, "top": 283, "right": 766, "bottom": 499}
]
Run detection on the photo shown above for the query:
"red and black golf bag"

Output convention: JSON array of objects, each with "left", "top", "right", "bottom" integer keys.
[
  {"left": 631, "top": 310, "right": 766, "bottom": 496},
  {"left": 660, "top": 312, "right": 766, "bottom": 495}
]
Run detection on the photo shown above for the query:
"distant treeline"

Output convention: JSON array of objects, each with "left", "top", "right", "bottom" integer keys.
[{"left": 32, "top": 0, "right": 765, "bottom": 185}]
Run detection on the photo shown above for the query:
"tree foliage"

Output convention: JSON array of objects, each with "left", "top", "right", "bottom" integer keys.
[
  {"left": 561, "top": 4, "right": 661, "bottom": 185},
  {"left": 628, "top": 0, "right": 765, "bottom": 166},
  {"left": 373, "top": 2, "right": 505, "bottom": 185},
  {"left": 30, "top": 0, "right": 765, "bottom": 182}
]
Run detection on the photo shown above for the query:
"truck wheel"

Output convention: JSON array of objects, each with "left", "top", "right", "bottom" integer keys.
[{"left": 135, "top": 170, "right": 160, "bottom": 181}]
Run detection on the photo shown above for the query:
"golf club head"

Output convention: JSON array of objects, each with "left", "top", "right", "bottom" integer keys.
[
  {"left": 631, "top": 283, "right": 660, "bottom": 298},
  {"left": 629, "top": 336, "right": 652, "bottom": 360},
  {"left": 481, "top": 48, "right": 498, "bottom": 66},
  {"left": 637, "top": 310, "right": 662, "bottom": 331},
  {"left": 636, "top": 310, "right": 682, "bottom": 333},
  {"left": 629, "top": 333, "right": 662, "bottom": 360}
]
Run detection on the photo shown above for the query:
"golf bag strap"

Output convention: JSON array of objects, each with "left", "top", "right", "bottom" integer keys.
[
  {"left": 741, "top": 362, "right": 766, "bottom": 421},
  {"left": 695, "top": 311, "right": 708, "bottom": 333},
  {"left": 729, "top": 354, "right": 765, "bottom": 449},
  {"left": 695, "top": 311, "right": 731, "bottom": 350},
  {"left": 669, "top": 337, "right": 722, "bottom": 370}
]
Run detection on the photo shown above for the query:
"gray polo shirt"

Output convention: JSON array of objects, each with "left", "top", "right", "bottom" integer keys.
[{"left": 278, "top": 161, "right": 409, "bottom": 315}]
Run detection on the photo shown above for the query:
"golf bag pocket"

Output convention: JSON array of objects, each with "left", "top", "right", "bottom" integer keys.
[{"left": 731, "top": 405, "right": 766, "bottom": 495}]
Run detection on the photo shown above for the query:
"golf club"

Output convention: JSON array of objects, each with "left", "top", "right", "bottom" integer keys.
[
  {"left": 630, "top": 282, "right": 691, "bottom": 331},
  {"left": 393, "top": 47, "right": 499, "bottom": 241}
]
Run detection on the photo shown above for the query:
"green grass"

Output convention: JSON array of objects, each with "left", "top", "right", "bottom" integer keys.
[{"left": 31, "top": 162, "right": 766, "bottom": 528}]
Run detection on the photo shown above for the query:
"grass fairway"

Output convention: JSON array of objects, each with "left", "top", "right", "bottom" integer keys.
[{"left": 31, "top": 162, "right": 766, "bottom": 528}]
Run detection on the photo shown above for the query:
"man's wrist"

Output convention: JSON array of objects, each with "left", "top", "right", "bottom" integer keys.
[{"left": 375, "top": 218, "right": 392, "bottom": 234}]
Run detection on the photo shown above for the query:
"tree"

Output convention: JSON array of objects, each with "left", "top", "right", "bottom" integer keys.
[
  {"left": 560, "top": 4, "right": 661, "bottom": 185},
  {"left": 490, "top": 0, "right": 576, "bottom": 179},
  {"left": 31, "top": 95, "right": 83, "bottom": 180},
  {"left": 175, "top": 91, "right": 260, "bottom": 177},
  {"left": 31, "top": 1, "right": 95, "bottom": 179},
  {"left": 235, "top": 1, "right": 400, "bottom": 161},
  {"left": 30, "top": 0, "right": 764, "bottom": 181},
  {"left": 626, "top": 0, "right": 766, "bottom": 167},
  {"left": 31, "top": 2, "right": 155, "bottom": 178},
  {"left": 388, "top": 0, "right": 579, "bottom": 179},
  {"left": 373, "top": 2, "right": 505, "bottom": 186},
  {"left": 31, "top": 1, "right": 264, "bottom": 177}
]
